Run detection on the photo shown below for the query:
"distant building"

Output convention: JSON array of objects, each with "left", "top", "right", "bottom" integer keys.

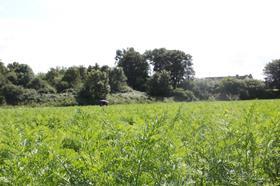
[{"left": 202, "top": 74, "right": 253, "bottom": 81}]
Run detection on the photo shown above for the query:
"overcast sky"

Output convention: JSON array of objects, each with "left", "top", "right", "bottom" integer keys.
[{"left": 0, "top": 0, "right": 280, "bottom": 79}]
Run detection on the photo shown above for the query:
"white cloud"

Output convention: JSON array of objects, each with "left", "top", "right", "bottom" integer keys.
[{"left": 1, "top": 0, "right": 280, "bottom": 79}]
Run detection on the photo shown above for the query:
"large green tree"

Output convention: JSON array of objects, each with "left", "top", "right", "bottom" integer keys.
[
  {"left": 116, "top": 48, "right": 149, "bottom": 91},
  {"left": 45, "top": 67, "right": 66, "bottom": 92},
  {"left": 61, "top": 67, "right": 82, "bottom": 91},
  {"left": 147, "top": 70, "right": 172, "bottom": 97},
  {"left": 45, "top": 67, "right": 65, "bottom": 86},
  {"left": 264, "top": 59, "right": 280, "bottom": 89},
  {"left": 109, "top": 67, "right": 128, "bottom": 93},
  {"left": 145, "top": 48, "right": 194, "bottom": 89},
  {"left": 7, "top": 62, "right": 34, "bottom": 87}
]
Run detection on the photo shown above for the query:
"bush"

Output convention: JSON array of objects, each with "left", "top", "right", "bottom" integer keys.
[
  {"left": 37, "top": 93, "right": 77, "bottom": 106},
  {"left": 240, "top": 79, "right": 266, "bottom": 99},
  {"left": 260, "top": 89, "right": 280, "bottom": 99},
  {"left": 2, "top": 84, "right": 25, "bottom": 105},
  {"left": 107, "top": 90, "right": 151, "bottom": 104},
  {"left": 218, "top": 78, "right": 246, "bottom": 100},
  {"left": 171, "top": 88, "right": 197, "bottom": 101},
  {"left": 21, "top": 88, "right": 39, "bottom": 104},
  {"left": 192, "top": 79, "right": 220, "bottom": 100},
  {"left": 3, "top": 86, "right": 42, "bottom": 105},
  {"left": 77, "top": 70, "right": 110, "bottom": 105}
]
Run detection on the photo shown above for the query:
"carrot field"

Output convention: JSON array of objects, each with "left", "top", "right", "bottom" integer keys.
[{"left": 0, "top": 100, "right": 279, "bottom": 185}]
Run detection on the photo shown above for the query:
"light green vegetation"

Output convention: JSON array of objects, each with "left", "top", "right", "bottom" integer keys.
[{"left": 0, "top": 100, "right": 279, "bottom": 185}]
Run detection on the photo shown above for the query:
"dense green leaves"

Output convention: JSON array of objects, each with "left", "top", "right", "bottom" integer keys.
[
  {"left": 147, "top": 70, "right": 172, "bottom": 97},
  {"left": 116, "top": 48, "right": 149, "bottom": 91},
  {"left": 264, "top": 59, "right": 280, "bottom": 89},
  {"left": 45, "top": 67, "right": 66, "bottom": 89},
  {"left": 0, "top": 101, "right": 279, "bottom": 185},
  {"left": 61, "top": 67, "right": 83, "bottom": 91},
  {"left": 28, "top": 78, "right": 56, "bottom": 93},
  {"left": 1, "top": 84, "right": 25, "bottom": 105},
  {"left": 7, "top": 62, "right": 34, "bottom": 87},
  {"left": 109, "top": 67, "right": 128, "bottom": 93},
  {"left": 77, "top": 70, "right": 110, "bottom": 105},
  {"left": 145, "top": 48, "right": 194, "bottom": 89}
]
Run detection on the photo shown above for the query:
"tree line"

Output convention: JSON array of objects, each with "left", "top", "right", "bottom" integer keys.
[{"left": 0, "top": 48, "right": 279, "bottom": 106}]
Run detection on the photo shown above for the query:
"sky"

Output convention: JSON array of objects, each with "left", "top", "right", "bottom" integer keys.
[{"left": 0, "top": 0, "right": 280, "bottom": 79}]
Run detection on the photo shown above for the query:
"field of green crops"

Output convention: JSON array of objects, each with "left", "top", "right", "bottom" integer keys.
[{"left": 0, "top": 100, "right": 279, "bottom": 185}]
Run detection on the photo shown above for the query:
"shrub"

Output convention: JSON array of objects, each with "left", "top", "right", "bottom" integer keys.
[
  {"left": 171, "top": 88, "right": 197, "bottom": 101},
  {"left": 2, "top": 84, "right": 25, "bottom": 105},
  {"left": 192, "top": 79, "right": 220, "bottom": 100},
  {"left": 107, "top": 90, "right": 151, "bottom": 104}
]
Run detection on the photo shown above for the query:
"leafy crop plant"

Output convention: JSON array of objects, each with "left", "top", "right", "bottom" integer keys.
[{"left": 0, "top": 100, "right": 279, "bottom": 185}]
